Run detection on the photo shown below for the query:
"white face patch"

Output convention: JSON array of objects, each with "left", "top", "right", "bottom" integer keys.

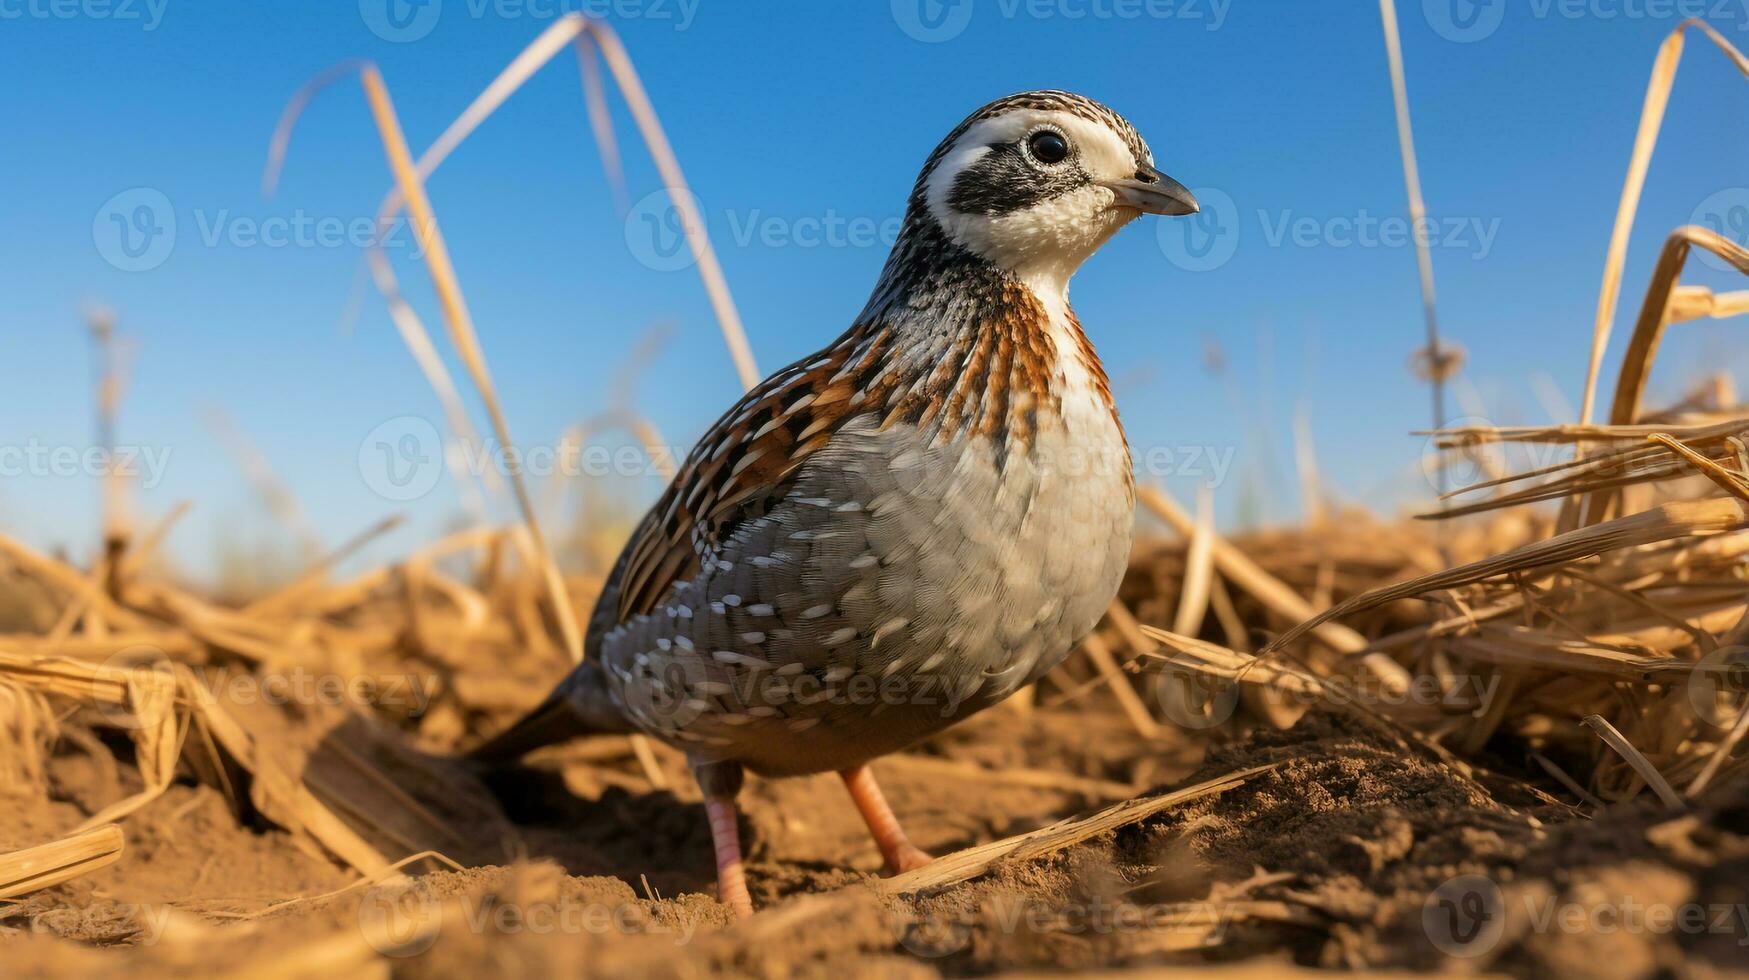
[{"left": 924, "top": 108, "right": 1151, "bottom": 297}]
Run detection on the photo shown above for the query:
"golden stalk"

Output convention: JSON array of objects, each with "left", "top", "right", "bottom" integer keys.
[
  {"left": 346, "top": 64, "right": 586, "bottom": 664},
  {"left": 1576, "top": 19, "right": 1749, "bottom": 427}
]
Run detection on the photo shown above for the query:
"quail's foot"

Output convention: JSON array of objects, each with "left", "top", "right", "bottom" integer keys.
[
  {"left": 840, "top": 764, "right": 933, "bottom": 875},
  {"left": 703, "top": 795, "right": 755, "bottom": 918}
]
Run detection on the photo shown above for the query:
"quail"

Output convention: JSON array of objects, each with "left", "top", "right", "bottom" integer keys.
[{"left": 472, "top": 90, "right": 1199, "bottom": 916}]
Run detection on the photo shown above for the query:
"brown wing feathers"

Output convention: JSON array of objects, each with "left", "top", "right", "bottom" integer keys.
[{"left": 613, "top": 327, "right": 891, "bottom": 622}]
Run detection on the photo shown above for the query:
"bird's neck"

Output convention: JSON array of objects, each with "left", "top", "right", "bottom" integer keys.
[{"left": 835, "top": 214, "right": 1121, "bottom": 454}]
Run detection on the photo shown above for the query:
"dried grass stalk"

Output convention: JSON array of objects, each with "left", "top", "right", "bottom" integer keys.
[
  {"left": 0, "top": 680, "right": 55, "bottom": 794},
  {"left": 1584, "top": 714, "right": 1685, "bottom": 809},
  {"left": 1577, "top": 19, "right": 1749, "bottom": 426},
  {"left": 877, "top": 764, "right": 1276, "bottom": 895},
  {"left": 1260, "top": 498, "right": 1747, "bottom": 657},
  {"left": 0, "top": 824, "right": 125, "bottom": 899}
]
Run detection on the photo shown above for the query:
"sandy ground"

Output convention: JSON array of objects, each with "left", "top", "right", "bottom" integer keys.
[{"left": 7, "top": 685, "right": 1749, "bottom": 978}]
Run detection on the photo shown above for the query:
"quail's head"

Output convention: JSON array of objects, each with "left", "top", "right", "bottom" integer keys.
[{"left": 912, "top": 90, "right": 1198, "bottom": 287}]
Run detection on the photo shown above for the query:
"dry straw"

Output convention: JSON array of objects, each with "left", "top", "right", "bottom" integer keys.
[{"left": 1577, "top": 19, "right": 1749, "bottom": 428}]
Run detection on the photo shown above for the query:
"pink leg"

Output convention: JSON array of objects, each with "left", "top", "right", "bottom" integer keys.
[
  {"left": 704, "top": 795, "right": 754, "bottom": 917},
  {"left": 840, "top": 764, "right": 932, "bottom": 875}
]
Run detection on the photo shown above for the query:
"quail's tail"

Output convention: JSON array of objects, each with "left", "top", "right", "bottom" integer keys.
[{"left": 466, "top": 662, "right": 633, "bottom": 764}]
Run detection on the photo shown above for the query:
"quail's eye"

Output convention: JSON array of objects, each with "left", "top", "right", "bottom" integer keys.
[{"left": 1027, "top": 130, "right": 1069, "bottom": 165}]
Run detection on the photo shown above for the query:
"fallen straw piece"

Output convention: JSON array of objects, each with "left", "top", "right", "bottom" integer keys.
[
  {"left": 0, "top": 824, "right": 124, "bottom": 899},
  {"left": 876, "top": 763, "right": 1276, "bottom": 896},
  {"left": 1583, "top": 714, "right": 1685, "bottom": 809}
]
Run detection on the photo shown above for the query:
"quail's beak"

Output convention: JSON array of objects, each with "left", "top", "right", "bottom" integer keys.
[{"left": 1103, "top": 164, "right": 1199, "bottom": 216}]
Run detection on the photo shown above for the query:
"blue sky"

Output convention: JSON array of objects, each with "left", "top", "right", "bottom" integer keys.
[{"left": 3, "top": 0, "right": 1746, "bottom": 581}]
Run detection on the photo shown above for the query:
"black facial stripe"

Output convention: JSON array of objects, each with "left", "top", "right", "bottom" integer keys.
[{"left": 944, "top": 141, "right": 1087, "bottom": 216}]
